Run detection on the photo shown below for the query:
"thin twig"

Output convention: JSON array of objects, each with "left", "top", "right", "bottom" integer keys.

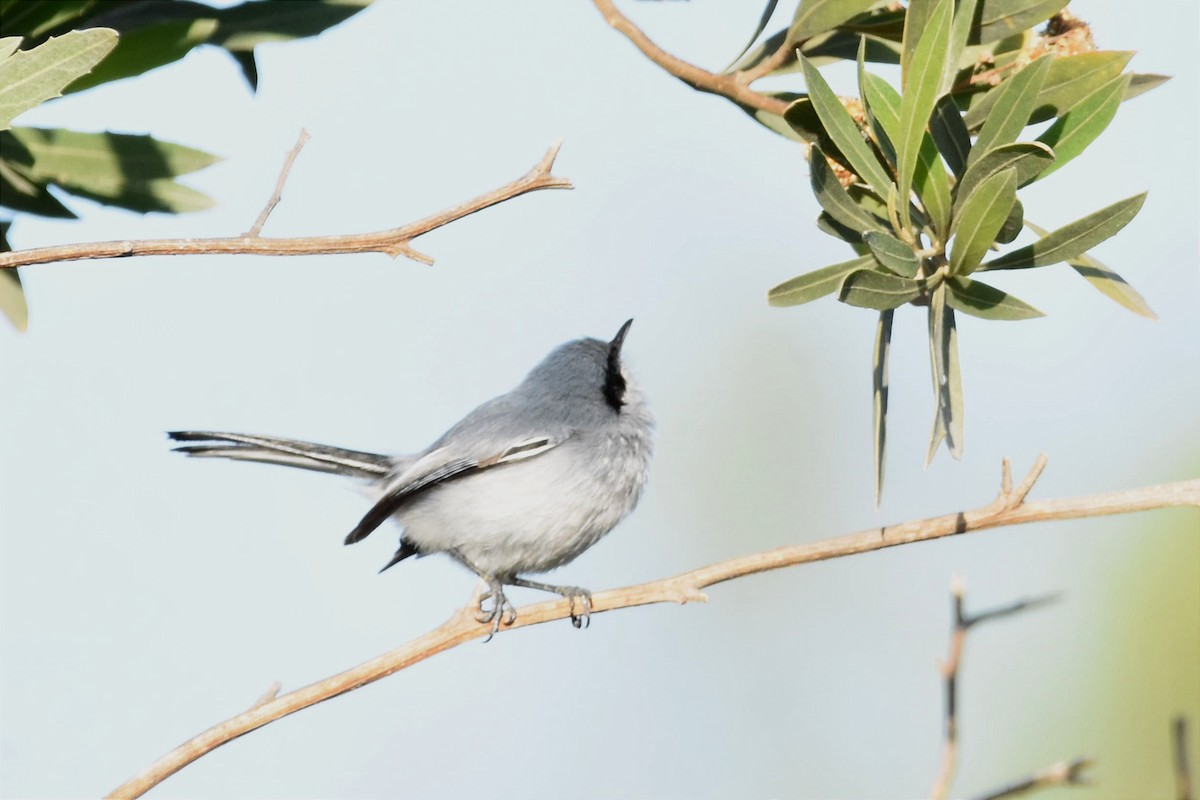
[
  {"left": 0, "top": 143, "right": 572, "bottom": 270},
  {"left": 592, "top": 0, "right": 790, "bottom": 116},
  {"left": 106, "top": 459, "right": 1200, "bottom": 798},
  {"left": 930, "top": 580, "right": 1060, "bottom": 800},
  {"left": 971, "top": 757, "right": 1093, "bottom": 800},
  {"left": 1177, "top": 717, "right": 1195, "bottom": 800},
  {"left": 246, "top": 129, "right": 311, "bottom": 237}
]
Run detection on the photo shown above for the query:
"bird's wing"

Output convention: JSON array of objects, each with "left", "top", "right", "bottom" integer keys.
[{"left": 343, "top": 434, "right": 560, "bottom": 545}]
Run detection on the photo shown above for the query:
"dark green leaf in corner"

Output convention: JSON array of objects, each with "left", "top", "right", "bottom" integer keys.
[
  {"left": 799, "top": 56, "right": 894, "bottom": 198},
  {"left": 768, "top": 255, "right": 877, "bottom": 307},
  {"left": 946, "top": 275, "right": 1044, "bottom": 319},
  {"left": 873, "top": 309, "right": 894, "bottom": 506},
  {"left": 838, "top": 269, "right": 924, "bottom": 310},
  {"left": 1034, "top": 74, "right": 1129, "bottom": 181},
  {"left": 0, "top": 220, "right": 27, "bottom": 331},
  {"left": 926, "top": 286, "right": 964, "bottom": 461},
  {"left": 65, "top": 19, "right": 218, "bottom": 94},
  {"left": 722, "top": 0, "right": 781, "bottom": 72},
  {"left": 1025, "top": 221, "right": 1157, "bottom": 319},
  {"left": 949, "top": 167, "right": 1017, "bottom": 276},
  {"left": 984, "top": 193, "right": 1146, "bottom": 270},
  {"left": 1124, "top": 73, "right": 1170, "bottom": 102},
  {"left": 925, "top": 285, "right": 947, "bottom": 464},
  {"left": 864, "top": 230, "right": 920, "bottom": 277},
  {"left": 967, "top": 56, "right": 1052, "bottom": 169}
]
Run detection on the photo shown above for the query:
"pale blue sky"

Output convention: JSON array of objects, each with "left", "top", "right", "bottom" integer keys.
[{"left": 2, "top": 2, "right": 1197, "bottom": 797}]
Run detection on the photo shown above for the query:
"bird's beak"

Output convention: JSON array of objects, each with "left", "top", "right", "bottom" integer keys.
[{"left": 611, "top": 318, "right": 633, "bottom": 353}]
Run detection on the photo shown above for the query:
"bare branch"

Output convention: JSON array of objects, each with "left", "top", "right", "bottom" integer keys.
[
  {"left": 106, "top": 460, "right": 1200, "bottom": 798},
  {"left": 971, "top": 758, "right": 1093, "bottom": 800},
  {"left": 250, "top": 681, "right": 282, "bottom": 710},
  {"left": 0, "top": 143, "right": 572, "bottom": 270},
  {"left": 246, "top": 129, "right": 311, "bottom": 237},
  {"left": 1177, "top": 717, "right": 1195, "bottom": 800},
  {"left": 931, "top": 580, "right": 1059, "bottom": 800},
  {"left": 592, "top": 0, "right": 790, "bottom": 116}
]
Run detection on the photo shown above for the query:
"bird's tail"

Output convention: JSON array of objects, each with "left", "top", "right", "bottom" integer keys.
[{"left": 168, "top": 431, "right": 392, "bottom": 479}]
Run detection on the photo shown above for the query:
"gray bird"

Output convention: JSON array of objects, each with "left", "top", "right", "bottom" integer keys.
[{"left": 169, "top": 320, "right": 653, "bottom": 637}]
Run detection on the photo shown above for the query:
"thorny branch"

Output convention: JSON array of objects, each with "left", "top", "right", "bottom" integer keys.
[
  {"left": 106, "top": 457, "right": 1200, "bottom": 798},
  {"left": 0, "top": 142, "right": 572, "bottom": 270},
  {"left": 929, "top": 579, "right": 1063, "bottom": 800},
  {"left": 592, "top": 0, "right": 791, "bottom": 116}
]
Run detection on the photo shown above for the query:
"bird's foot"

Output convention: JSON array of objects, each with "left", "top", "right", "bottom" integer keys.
[
  {"left": 476, "top": 582, "right": 517, "bottom": 642},
  {"left": 509, "top": 578, "right": 593, "bottom": 629}
]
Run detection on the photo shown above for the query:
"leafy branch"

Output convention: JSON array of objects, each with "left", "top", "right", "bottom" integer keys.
[{"left": 106, "top": 457, "right": 1200, "bottom": 798}]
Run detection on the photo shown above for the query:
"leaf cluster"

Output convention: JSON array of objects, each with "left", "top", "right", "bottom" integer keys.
[
  {"left": 0, "top": 0, "right": 371, "bottom": 330},
  {"left": 744, "top": 0, "right": 1161, "bottom": 501}
]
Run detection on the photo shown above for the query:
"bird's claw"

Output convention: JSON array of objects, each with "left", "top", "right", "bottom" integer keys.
[
  {"left": 476, "top": 586, "right": 517, "bottom": 642},
  {"left": 560, "top": 586, "right": 592, "bottom": 629}
]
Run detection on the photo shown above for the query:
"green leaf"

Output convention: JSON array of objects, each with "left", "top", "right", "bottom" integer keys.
[
  {"left": 929, "top": 95, "right": 971, "bottom": 176},
  {"left": 838, "top": 269, "right": 924, "bottom": 310},
  {"left": 212, "top": 0, "right": 371, "bottom": 52},
  {"left": 900, "top": 0, "right": 936, "bottom": 86},
  {"left": 873, "top": 308, "right": 894, "bottom": 506},
  {"left": 950, "top": 167, "right": 1016, "bottom": 275},
  {"left": 801, "top": 28, "right": 903, "bottom": 66},
  {"left": 895, "top": 0, "right": 952, "bottom": 229},
  {"left": 967, "top": 55, "right": 1052, "bottom": 168},
  {"left": 816, "top": 212, "right": 867, "bottom": 245},
  {"left": 1, "top": 1, "right": 95, "bottom": 40},
  {"left": 0, "top": 155, "right": 75, "bottom": 217},
  {"left": 0, "top": 266, "right": 26, "bottom": 331},
  {"left": 1124, "top": 73, "right": 1170, "bottom": 101},
  {"left": 964, "top": 51, "right": 1133, "bottom": 129},
  {"left": 942, "top": 0, "right": 981, "bottom": 93},
  {"left": 985, "top": 192, "right": 1146, "bottom": 270},
  {"left": 722, "top": 0, "right": 781, "bottom": 72},
  {"left": 4, "top": 127, "right": 218, "bottom": 214},
  {"left": 1034, "top": 74, "right": 1128, "bottom": 180},
  {"left": 738, "top": 92, "right": 810, "bottom": 143},
  {"left": 768, "top": 255, "right": 877, "bottom": 307},
  {"left": 0, "top": 28, "right": 118, "bottom": 130},
  {"left": 65, "top": 18, "right": 219, "bottom": 94},
  {"left": 809, "top": 144, "right": 882, "bottom": 234},
  {"left": 1025, "top": 221, "right": 1156, "bottom": 320},
  {"left": 953, "top": 142, "right": 1053, "bottom": 217},
  {"left": 862, "top": 71, "right": 953, "bottom": 239},
  {"left": 789, "top": 0, "right": 876, "bottom": 43},
  {"left": 798, "top": 55, "right": 894, "bottom": 197},
  {"left": 976, "top": 0, "right": 1068, "bottom": 43},
  {"left": 946, "top": 275, "right": 1044, "bottom": 319},
  {"left": 864, "top": 230, "right": 920, "bottom": 277},
  {"left": 997, "top": 196, "right": 1023, "bottom": 243},
  {"left": 926, "top": 286, "right": 963, "bottom": 461}
]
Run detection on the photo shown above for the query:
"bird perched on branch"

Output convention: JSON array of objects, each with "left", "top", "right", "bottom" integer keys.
[{"left": 169, "top": 320, "right": 654, "bottom": 638}]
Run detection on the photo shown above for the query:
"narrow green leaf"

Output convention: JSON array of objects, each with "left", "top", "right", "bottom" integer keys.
[
  {"left": 1124, "top": 73, "right": 1170, "bottom": 101},
  {"left": 769, "top": 255, "right": 877, "bottom": 307},
  {"left": 839, "top": 269, "right": 924, "bottom": 310},
  {"left": 873, "top": 308, "right": 894, "bottom": 506},
  {"left": 726, "top": 28, "right": 789, "bottom": 75},
  {"left": 0, "top": 266, "right": 26, "bottom": 331},
  {"left": 212, "top": 0, "right": 371, "bottom": 52},
  {"left": 0, "top": 29, "right": 118, "bottom": 130},
  {"left": 942, "top": 0, "right": 981, "bottom": 93},
  {"left": 9, "top": 126, "right": 220, "bottom": 180},
  {"left": 789, "top": 0, "right": 876, "bottom": 43},
  {"left": 865, "top": 230, "right": 920, "bottom": 277},
  {"left": 1025, "top": 220, "right": 1156, "bottom": 319},
  {"left": 901, "top": 0, "right": 936, "bottom": 86},
  {"left": 722, "top": 0, "right": 781, "bottom": 72},
  {"left": 798, "top": 55, "right": 894, "bottom": 197},
  {"left": 985, "top": 193, "right": 1146, "bottom": 270},
  {"left": 950, "top": 167, "right": 1016, "bottom": 275},
  {"left": 967, "top": 55, "right": 1052, "bottom": 168},
  {"left": 944, "top": 305, "right": 964, "bottom": 458},
  {"left": 946, "top": 275, "right": 1044, "bottom": 319},
  {"left": 896, "top": 0, "right": 952, "bottom": 229},
  {"left": 739, "top": 93, "right": 810, "bottom": 143},
  {"left": 976, "top": 0, "right": 1068, "bottom": 43},
  {"left": 997, "top": 196, "right": 1023, "bottom": 243},
  {"left": 801, "top": 29, "right": 903, "bottom": 66},
  {"left": 925, "top": 284, "right": 947, "bottom": 464},
  {"left": 1034, "top": 74, "right": 1128, "bottom": 181},
  {"left": 862, "top": 72, "right": 952, "bottom": 239},
  {"left": 2, "top": 1, "right": 94, "bottom": 41},
  {"left": 809, "top": 144, "right": 883, "bottom": 234},
  {"left": 929, "top": 95, "right": 971, "bottom": 176},
  {"left": 953, "top": 142, "right": 1053, "bottom": 217},
  {"left": 65, "top": 18, "right": 218, "bottom": 94},
  {"left": 816, "top": 212, "right": 866, "bottom": 245},
  {"left": 0, "top": 154, "right": 75, "bottom": 217},
  {"left": 964, "top": 51, "right": 1133, "bottom": 129}
]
